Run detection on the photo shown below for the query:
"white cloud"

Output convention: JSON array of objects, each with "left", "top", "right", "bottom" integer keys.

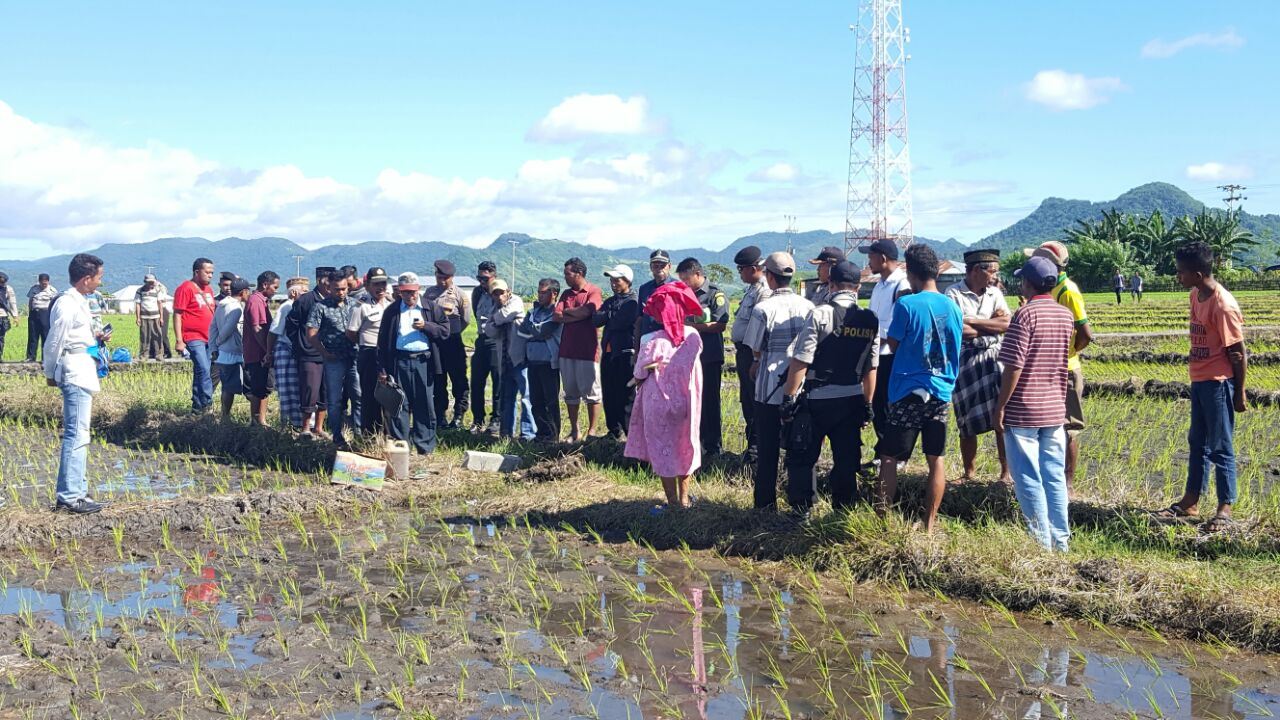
[
  {"left": 747, "top": 162, "right": 800, "bottom": 183},
  {"left": 1141, "top": 29, "right": 1244, "bottom": 59},
  {"left": 0, "top": 99, "right": 843, "bottom": 256},
  {"left": 1185, "top": 162, "right": 1252, "bottom": 181},
  {"left": 526, "top": 94, "right": 662, "bottom": 143},
  {"left": 1024, "top": 70, "right": 1127, "bottom": 111}
]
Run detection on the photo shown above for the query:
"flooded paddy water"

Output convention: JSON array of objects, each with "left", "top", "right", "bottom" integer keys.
[
  {"left": 0, "top": 502, "right": 1274, "bottom": 720},
  {"left": 0, "top": 424, "right": 315, "bottom": 508}
]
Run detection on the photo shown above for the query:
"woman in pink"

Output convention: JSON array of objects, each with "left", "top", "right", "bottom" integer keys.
[{"left": 625, "top": 282, "right": 704, "bottom": 509}]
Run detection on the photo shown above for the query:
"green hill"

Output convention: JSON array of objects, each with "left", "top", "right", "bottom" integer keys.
[
  {"left": 981, "top": 182, "right": 1280, "bottom": 255},
  {"left": 4, "top": 182, "right": 1277, "bottom": 291}
]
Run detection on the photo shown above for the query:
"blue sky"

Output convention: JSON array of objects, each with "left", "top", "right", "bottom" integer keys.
[{"left": 0, "top": 0, "right": 1275, "bottom": 260}]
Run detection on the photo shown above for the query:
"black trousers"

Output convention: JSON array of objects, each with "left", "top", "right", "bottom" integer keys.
[
  {"left": 25, "top": 308, "right": 49, "bottom": 361},
  {"left": 470, "top": 339, "right": 501, "bottom": 424},
  {"left": 433, "top": 335, "right": 469, "bottom": 423},
  {"left": 734, "top": 343, "right": 758, "bottom": 454},
  {"left": 1114, "top": 288, "right": 1123, "bottom": 304},
  {"left": 391, "top": 353, "right": 437, "bottom": 455},
  {"left": 785, "top": 397, "right": 866, "bottom": 511},
  {"left": 754, "top": 402, "right": 784, "bottom": 509},
  {"left": 600, "top": 352, "right": 634, "bottom": 437},
  {"left": 528, "top": 362, "right": 561, "bottom": 441},
  {"left": 871, "top": 352, "right": 895, "bottom": 441},
  {"left": 0, "top": 317, "right": 9, "bottom": 360},
  {"left": 701, "top": 362, "right": 723, "bottom": 455},
  {"left": 357, "top": 347, "right": 383, "bottom": 433}
]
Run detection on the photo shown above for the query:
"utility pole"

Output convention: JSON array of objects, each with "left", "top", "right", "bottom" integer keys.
[
  {"left": 292, "top": 255, "right": 305, "bottom": 278},
  {"left": 844, "top": 0, "right": 914, "bottom": 257},
  {"left": 144, "top": 265, "right": 156, "bottom": 277},
  {"left": 508, "top": 239, "right": 519, "bottom": 294},
  {"left": 1217, "top": 184, "right": 1248, "bottom": 217},
  {"left": 784, "top": 215, "right": 797, "bottom": 256}
]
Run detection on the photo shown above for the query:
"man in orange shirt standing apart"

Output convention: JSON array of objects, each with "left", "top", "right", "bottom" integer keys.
[{"left": 1153, "top": 241, "right": 1247, "bottom": 534}]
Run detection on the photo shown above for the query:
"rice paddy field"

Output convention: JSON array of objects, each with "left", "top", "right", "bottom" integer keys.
[{"left": 0, "top": 290, "right": 1278, "bottom": 718}]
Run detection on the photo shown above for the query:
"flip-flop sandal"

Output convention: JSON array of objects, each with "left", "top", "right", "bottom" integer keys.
[
  {"left": 1201, "top": 514, "right": 1235, "bottom": 535},
  {"left": 1150, "top": 504, "right": 1198, "bottom": 523}
]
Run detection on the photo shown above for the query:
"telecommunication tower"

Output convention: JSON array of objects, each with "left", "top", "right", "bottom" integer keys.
[{"left": 844, "top": 0, "right": 914, "bottom": 257}]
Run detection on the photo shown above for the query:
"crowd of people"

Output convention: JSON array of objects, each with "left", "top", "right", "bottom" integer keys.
[{"left": 24, "top": 240, "right": 1249, "bottom": 546}]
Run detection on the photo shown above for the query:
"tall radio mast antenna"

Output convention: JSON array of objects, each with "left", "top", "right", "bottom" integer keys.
[{"left": 844, "top": 0, "right": 914, "bottom": 257}]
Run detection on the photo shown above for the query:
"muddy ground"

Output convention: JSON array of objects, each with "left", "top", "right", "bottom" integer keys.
[{"left": 0, "top": 498, "right": 1277, "bottom": 719}]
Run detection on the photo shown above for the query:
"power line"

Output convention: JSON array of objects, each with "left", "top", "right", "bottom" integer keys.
[{"left": 1218, "top": 184, "right": 1248, "bottom": 216}]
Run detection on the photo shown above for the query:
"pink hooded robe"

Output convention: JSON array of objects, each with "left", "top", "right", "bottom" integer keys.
[{"left": 624, "top": 283, "right": 704, "bottom": 477}]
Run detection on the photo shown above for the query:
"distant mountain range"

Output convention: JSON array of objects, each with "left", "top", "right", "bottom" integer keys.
[{"left": 3, "top": 182, "right": 1277, "bottom": 291}]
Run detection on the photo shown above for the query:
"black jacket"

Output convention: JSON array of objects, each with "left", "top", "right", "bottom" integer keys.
[
  {"left": 594, "top": 291, "right": 639, "bottom": 358},
  {"left": 376, "top": 301, "right": 451, "bottom": 376}
]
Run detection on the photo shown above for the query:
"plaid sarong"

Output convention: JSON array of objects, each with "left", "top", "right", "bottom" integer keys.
[
  {"left": 952, "top": 339, "right": 1002, "bottom": 437},
  {"left": 273, "top": 337, "right": 302, "bottom": 428}
]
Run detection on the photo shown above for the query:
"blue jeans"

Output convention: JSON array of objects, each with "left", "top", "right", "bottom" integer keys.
[
  {"left": 323, "top": 356, "right": 361, "bottom": 445},
  {"left": 499, "top": 362, "right": 537, "bottom": 440},
  {"left": 187, "top": 340, "right": 214, "bottom": 411},
  {"left": 1188, "top": 379, "right": 1237, "bottom": 505},
  {"left": 57, "top": 383, "right": 93, "bottom": 504},
  {"left": 1004, "top": 425, "right": 1069, "bottom": 552}
]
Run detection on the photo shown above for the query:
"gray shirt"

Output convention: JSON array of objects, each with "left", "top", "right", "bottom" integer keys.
[
  {"left": 743, "top": 287, "right": 814, "bottom": 405},
  {"left": 793, "top": 291, "right": 879, "bottom": 399},
  {"left": 27, "top": 284, "right": 58, "bottom": 311},
  {"left": 945, "top": 281, "right": 1006, "bottom": 349},
  {"left": 730, "top": 278, "right": 772, "bottom": 344}
]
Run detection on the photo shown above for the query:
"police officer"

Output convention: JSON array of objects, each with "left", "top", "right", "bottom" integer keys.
[
  {"left": 730, "top": 245, "right": 771, "bottom": 463},
  {"left": 633, "top": 249, "right": 675, "bottom": 347},
  {"left": 423, "top": 259, "right": 472, "bottom": 428},
  {"left": 781, "top": 260, "right": 879, "bottom": 513},
  {"left": 676, "top": 257, "right": 730, "bottom": 456},
  {"left": 471, "top": 260, "right": 502, "bottom": 433},
  {"left": 806, "top": 246, "right": 846, "bottom": 306},
  {"left": 743, "top": 251, "right": 814, "bottom": 512}
]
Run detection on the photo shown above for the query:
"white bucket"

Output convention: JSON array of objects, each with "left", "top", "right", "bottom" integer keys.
[{"left": 386, "top": 440, "right": 410, "bottom": 480}]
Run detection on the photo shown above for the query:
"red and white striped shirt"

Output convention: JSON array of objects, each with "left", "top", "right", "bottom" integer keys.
[{"left": 998, "top": 296, "right": 1074, "bottom": 428}]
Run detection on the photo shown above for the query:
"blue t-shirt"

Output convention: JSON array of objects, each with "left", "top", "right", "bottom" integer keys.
[{"left": 886, "top": 291, "right": 963, "bottom": 403}]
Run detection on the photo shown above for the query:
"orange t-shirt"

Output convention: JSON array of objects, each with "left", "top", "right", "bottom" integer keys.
[{"left": 1189, "top": 285, "right": 1244, "bottom": 382}]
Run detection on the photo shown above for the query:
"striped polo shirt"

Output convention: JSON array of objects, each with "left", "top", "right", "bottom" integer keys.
[{"left": 997, "top": 296, "right": 1075, "bottom": 428}]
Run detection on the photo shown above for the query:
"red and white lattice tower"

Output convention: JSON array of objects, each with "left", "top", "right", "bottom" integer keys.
[{"left": 844, "top": 0, "right": 913, "bottom": 257}]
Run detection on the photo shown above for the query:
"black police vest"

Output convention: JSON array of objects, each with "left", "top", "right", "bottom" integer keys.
[{"left": 809, "top": 297, "right": 879, "bottom": 388}]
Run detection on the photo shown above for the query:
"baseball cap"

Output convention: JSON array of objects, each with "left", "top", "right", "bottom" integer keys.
[
  {"left": 830, "top": 260, "right": 862, "bottom": 284},
  {"left": 143, "top": 273, "right": 157, "bottom": 282},
  {"left": 764, "top": 251, "right": 796, "bottom": 277},
  {"left": 857, "top": 239, "right": 900, "bottom": 261},
  {"left": 603, "top": 264, "right": 634, "bottom": 283},
  {"left": 396, "top": 272, "right": 421, "bottom": 291},
  {"left": 230, "top": 277, "right": 251, "bottom": 294},
  {"left": 366, "top": 267, "right": 389, "bottom": 283},
  {"left": 1014, "top": 256, "right": 1059, "bottom": 288},
  {"left": 809, "top": 246, "right": 846, "bottom": 265},
  {"left": 649, "top": 249, "right": 671, "bottom": 264},
  {"left": 489, "top": 279, "right": 509, "bottom": 293},
  {"left": 1022, "top": 240, "right": 1069, "bottom": 266},
  {"left": 733, "top": 245, "right": 764, "bottom": 267},
  {"left": 433, "top": 259, "right": 456, "bottom": 277}
]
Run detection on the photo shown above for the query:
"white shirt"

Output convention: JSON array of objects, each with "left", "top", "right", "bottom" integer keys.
[
  {"left": 743, "top": 287, "right": 814, "bottom": 405},
  {"left": 870, "top": 267, "right": 910, "bottom": 355},
  {"left": 43, "top": 288, "right": 100, "bottom": 393},
  {"left": 270, "top": 299, "right": 293, "bottom": 337}
]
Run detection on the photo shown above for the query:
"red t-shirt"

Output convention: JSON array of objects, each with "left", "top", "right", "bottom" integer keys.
[
  {"left": 555, "top": 283, "right": 603, "bottom": 361},
  {"left": 173, "top": 280, "right": 216, "bottom": 343},
  {"left": 241, "top": 291, "right": 273, "bottom": 364}
]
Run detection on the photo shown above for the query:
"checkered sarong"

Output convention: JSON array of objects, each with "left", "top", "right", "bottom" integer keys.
[
  {"left": 952, "top": 340, "right": 1002, "bottom": 437},
  {"left": 273, "top": 337, "right": 302, "bottom": 428}
]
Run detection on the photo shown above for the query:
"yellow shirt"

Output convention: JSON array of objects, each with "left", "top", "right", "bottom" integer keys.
[{"left": 1052, "top": 273, "right": 1089, "bottom": 371}]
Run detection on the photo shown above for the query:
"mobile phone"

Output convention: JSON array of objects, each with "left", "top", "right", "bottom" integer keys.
[{"left": 102, "top": 323, "right": 114, "bottom": 335}]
